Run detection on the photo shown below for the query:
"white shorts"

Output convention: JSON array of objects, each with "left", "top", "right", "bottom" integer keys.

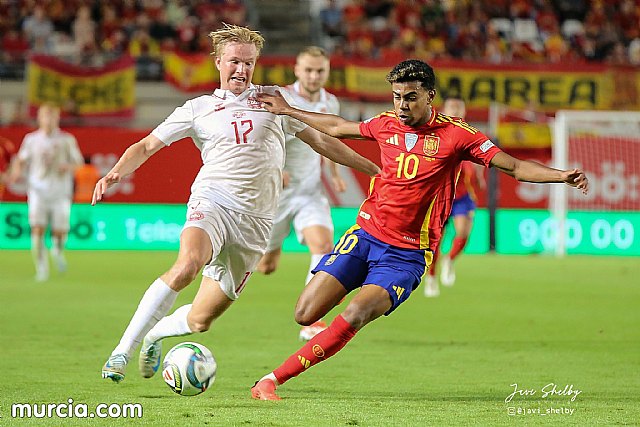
[
  {"left": 266, "top": 193, "right": 333, "bottom": 252},
  {"left": 183, "top": 199, "right": 271, "bottom": 300},
  {"left": 27, "top": 192, "right": 71, "bottom": 232}
]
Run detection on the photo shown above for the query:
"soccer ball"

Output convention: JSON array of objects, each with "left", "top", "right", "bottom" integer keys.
[{"left": 161, "top": 342, "right": 217, "bottom": 396}]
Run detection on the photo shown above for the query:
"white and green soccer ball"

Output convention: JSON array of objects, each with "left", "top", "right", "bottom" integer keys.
[{"left": 162, "top": 342, "right": 217, "bottom": 396}]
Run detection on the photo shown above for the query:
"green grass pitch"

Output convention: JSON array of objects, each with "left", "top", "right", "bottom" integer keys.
[{"left": 0, "top": 251, "right": 638, "bottom": 426}]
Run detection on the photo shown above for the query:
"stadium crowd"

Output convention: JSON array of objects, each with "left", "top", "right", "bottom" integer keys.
[
  {"left": 1, "top": 0, "right": 639, "bottom": 80},
  {"left": 319, "top": 0, "right": 640, "bottom": 65},
  {"left": 0, "top": 0, "right": 247, "bottom": 78}
]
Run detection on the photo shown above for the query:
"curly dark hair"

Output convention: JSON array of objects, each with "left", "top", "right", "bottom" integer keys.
[{"left": 386, "top": 59, "right": 436, "bottom": 91}]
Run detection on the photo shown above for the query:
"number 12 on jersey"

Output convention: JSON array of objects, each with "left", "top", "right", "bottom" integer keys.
[{"left": 232, "top": 120, "right": 254, "bottom": 144}]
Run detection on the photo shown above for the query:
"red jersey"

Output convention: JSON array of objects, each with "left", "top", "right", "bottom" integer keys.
[
  {"left": 357, "top": 109, "right": 501, "bottom": 251},
  {"left": 454, "top": 161, "right": 480, "bottom": 201}
]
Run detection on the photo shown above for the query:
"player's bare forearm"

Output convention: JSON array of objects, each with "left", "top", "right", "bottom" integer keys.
[
  {"left": 258, "top": 91, "right": 362, "bottom": 138},
  {"left": 491, "top": 152, "right": 589, "bottom": 194},
  {"left": 92, "top": 134, "right": 165, "bottom": 205},
  {"left": 289, "top": 109, "right": 360, "bottom": 138},
  {"left": 299, "top": 129, "right": 379, "bottom": 177}
]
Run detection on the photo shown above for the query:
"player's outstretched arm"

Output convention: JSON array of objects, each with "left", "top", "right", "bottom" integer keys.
[
  {"left": 258, "top": 91, "right": 362, "bottom": 139},
  {"left": 92, "top": 134, "right": 165, "bottom": 205},
  {"left": 297, "top": 127, "right": 380, "bottom": 177},
  {"left": 490, "top": 151, "right": 589, "bottom": 194}
]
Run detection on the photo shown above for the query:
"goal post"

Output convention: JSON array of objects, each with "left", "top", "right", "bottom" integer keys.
[{"left": 551, "top": 110, "right": 640, "bottom": 255}]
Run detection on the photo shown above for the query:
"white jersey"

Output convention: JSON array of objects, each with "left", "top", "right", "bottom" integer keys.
[
  {"left": 282, "top": 82, "right": 340, "bottom": 197},
  {"left": 17, "top": 128, "right": 83, "bottom": 199},
  {"left": 152, "top": 85, "right": 307, "bottom": 219}
]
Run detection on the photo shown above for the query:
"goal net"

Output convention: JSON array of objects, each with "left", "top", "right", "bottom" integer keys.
[{"left": 551, "top": 110, "right": 640, "bottom": 255}]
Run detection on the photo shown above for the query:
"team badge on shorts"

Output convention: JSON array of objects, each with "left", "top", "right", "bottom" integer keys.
[
  {"left": 324, "top": 254, "right": 338, "bottom": 266},
  {"left": 189, "top": 211, "right": 204, "bottom": 221},
  {"left": 404, "top": 133, "right": 418, "bottom": 151},
  {"left": 423, "top": 135, "right": 440, "bottom": 156}
]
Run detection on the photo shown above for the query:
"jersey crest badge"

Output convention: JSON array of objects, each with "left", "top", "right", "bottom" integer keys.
[
  {"left": 247, "top": 96, "right": 262, "bottom": 109},
  {"left": 423, "top": 135, "right": 440, "bottom": 156},
  {"left": 189, "top": 211, "right": 204, "bottom": 221},
  {"left": 405, "top": 133, "right": 418, "bottom": 151}
]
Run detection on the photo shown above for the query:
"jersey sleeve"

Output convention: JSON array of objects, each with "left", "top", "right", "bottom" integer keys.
[
  {"left": 458, "top": 128, "right": 502, "bottom": 167},
  {"left": 151, "top": 100, "right": 196, "bottom": 146},
  {"left": 17, "top": 135, "right": 32, "bottom": 162},
  {"left": 359, "top": 115, "right": 383, "bottom": 140}
]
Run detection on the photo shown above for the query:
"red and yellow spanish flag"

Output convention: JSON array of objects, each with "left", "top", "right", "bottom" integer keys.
[
  {"left": 27, "top": 55, "right": 135, "bottom": 117},
  {"left": 163, "top": 51, "right": 219, "bottom": 92}
]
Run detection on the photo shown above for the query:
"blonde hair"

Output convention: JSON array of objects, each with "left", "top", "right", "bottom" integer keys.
[
  {"left": 297, "top": 46, "right": 329, "bottom": 61},
  {"left": 208, "top": 23, "right": 265, "bottom": 58}
]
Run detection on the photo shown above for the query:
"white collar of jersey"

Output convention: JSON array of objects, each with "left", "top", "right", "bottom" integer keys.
[
  {"left": 293, "top": 81, "right": 326, "bottom": 102},
  {"left": 213, "top": 84, "right": 257, "bottom": 100}
]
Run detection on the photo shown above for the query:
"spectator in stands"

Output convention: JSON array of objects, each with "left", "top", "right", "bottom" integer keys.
[
  {"left": 72, "top": 5, "right": 97, "bottom": 54},
  {"left": 22, "top": 5, "right": 54, "bottom": 53},
  {"left": 320, "top": 0, "right": 344, "bottom": 40}
]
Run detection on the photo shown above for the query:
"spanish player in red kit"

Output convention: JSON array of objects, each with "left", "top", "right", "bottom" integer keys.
[{"left": 251, "top": 59, "right": 589, "bottom": 400}]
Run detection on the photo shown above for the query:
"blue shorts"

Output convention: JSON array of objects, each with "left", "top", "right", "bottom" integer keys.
[
  {"left": 312, "top": 226, "right": 429, "bottom": 315},
  {"left": 450, "top": 193, "right": 476, "bottom": 217}
]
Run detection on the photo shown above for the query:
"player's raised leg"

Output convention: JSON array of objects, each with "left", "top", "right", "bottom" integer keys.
[
  {"left": 252, "top": 277, "right": 389, "bottom": 400},
  {"left": 102, "top": 227, "right": 212, "bottom": 383},
  {"left": 298, "top": 224, "right": 335, "bottom": 341}
]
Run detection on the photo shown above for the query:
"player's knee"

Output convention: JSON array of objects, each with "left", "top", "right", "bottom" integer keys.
[
  {"left": 307, "top": 238, "right": 334, "bottom": 255},
  {"left": 294, "top": 304, "right": 317, "bottom": 326},
  {"left": 187, "top": 313, "right": 212, "bottom": 333},
  {"left": 341, "top": 302, "right": 378, "bottom": 330},
  {"left": 256, "top": 261, "right": 277, "bottom": 275},
  {"left": 170, "top": 260, "right": 202, "bottom": 289}
]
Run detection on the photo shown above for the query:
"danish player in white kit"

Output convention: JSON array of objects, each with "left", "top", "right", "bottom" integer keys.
[
  {"left": 9, "top": 103, "right": 83, "bottom": 281},
  {"left": 93, "top": 24, "right": 380, "bottom": 383},
  {"left": 257, "top": 46, "right": 345, "bottom": 341}
]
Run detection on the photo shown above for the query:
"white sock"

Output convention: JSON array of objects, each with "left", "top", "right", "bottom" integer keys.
[
  {"left": 51, "top": 235, "right": 66, "bottom": 258},
  {"left": 259, "top": 372, "right": 279, "bottom": 386},
  {"left": 112, "top": 278, "right": 178, "bottom": 359},
  {"left": 305, "top": 253, "right": 325, "bottom": 285},
  {"left": 51, "top": 235, "right": 67, "bottom": 270},
  {"left": 31, "top": 234, "right": 48, "bottom": 274},
  {"left": 144, "top": 304, "right": 194, "bottom": 344}
]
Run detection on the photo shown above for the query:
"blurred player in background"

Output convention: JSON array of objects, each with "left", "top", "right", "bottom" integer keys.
[
  {"left": 256, "top": 46, "right": 346, "bottom": 341},
  {"left": 9, "top": 103, "right": 83, "bottom": 281},
  {"left": 424, "top": 97, "right": 486, "bottom": 297},
  {"left": 0, "top": 136, "right": 17, "bottom": 200},
  {"left": 93, "top": 24, "right": 379, "bottom": 384},
  {"left": 251, "top": 59, "right": 589, "bottom": 400}
]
